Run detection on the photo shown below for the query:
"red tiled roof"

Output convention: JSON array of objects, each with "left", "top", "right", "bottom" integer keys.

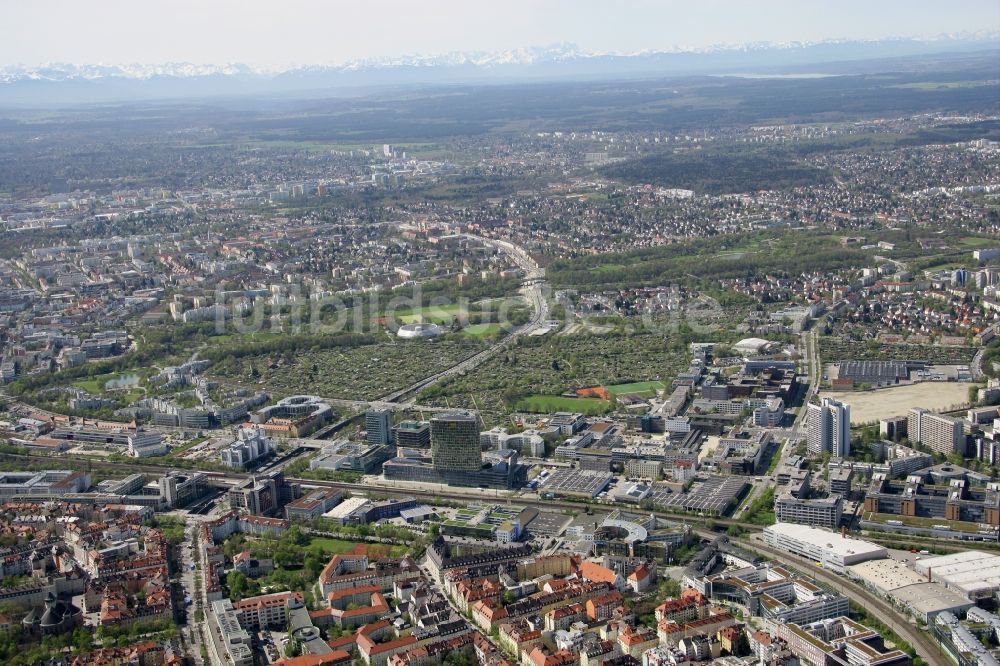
[{"left": 579, "top": 561, "right": 619, "bottom": 585}]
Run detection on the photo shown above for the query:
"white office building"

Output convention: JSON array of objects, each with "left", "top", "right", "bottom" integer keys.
[
  {"left": 907, "top": 408, "right": 964, "bottom": 455},
  {"left": 127, "top": 430, "right": 167, "bottom": 458},
  {"left": 221, "top": 427, "right": 275, "bottom": 470},
  {"left": 210, "top": 599, "right": 253, "bottom": 666}
]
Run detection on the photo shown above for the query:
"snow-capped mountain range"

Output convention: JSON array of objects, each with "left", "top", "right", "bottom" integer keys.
[{"left": 0, "top": 35, "right": 997, "bottom": 103}]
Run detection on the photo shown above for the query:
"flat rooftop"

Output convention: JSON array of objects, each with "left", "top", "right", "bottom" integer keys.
[
  {"left": 323, "top": 496, "right": 370, "bottom": 519},
  {"left": 765, "top": 523, "right": 887, "bottom": 560},
  {"left": 889, "top": 582, "right": 974, "bottom": 616},
  {"left": 914, "top": 551, "right": 1000, "bottom": 595},
  {"left": 847, "top": 558, "right": 927, "bottom": 593}
]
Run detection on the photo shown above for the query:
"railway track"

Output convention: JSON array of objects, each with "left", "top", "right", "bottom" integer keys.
[
  {"left": 728, "top": 532, "right": 947, "bottom": 666},
  {"left": 0, "top": 450, "right": 958, "bottom": 664},
  {"left": 0, "top": 450, "right": 759, "bottom": 531},
  {"left": 5, "top": 450, "right": 995, "bottom": 557}
]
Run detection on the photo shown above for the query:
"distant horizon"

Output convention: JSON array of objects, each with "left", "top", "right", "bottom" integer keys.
[
  {"left": 1, "top": 34, "right": 998, "bottom": 107},
  {"left": 2, "top": 34, "right": 1000, "bottom": 74},
  {"left": 2, "top": 0, "right": 999, "bottom": 68},
  {"left": 1, "top": 32, "right": 998, "bottom": 71}
]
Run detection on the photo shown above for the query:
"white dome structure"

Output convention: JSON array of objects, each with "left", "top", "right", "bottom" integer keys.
[
  {"left": 397, "top": 322, "right": 441, "bottom": 339},
  {"left": 734, "top": 337, "right": 778, "bottom": 354}
]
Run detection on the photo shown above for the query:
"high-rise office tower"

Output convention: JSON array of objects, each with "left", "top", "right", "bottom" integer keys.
[
  {"left": 430, "top": 412, "right": 481, "bottom": 472},
  {"left": 365, "top": 408, "right": 393, "bottom": 446}
]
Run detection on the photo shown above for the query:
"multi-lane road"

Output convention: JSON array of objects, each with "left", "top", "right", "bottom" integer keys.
[{"left": 368, "top": 233, "right": 550, "bottom": 405}]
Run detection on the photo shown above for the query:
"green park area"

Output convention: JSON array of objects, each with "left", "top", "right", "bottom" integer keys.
[
  {"left": 605, "top": 380, "right": 665, "bottom": 397},
  {"left": 210, "top": 340, "right": 487, "bottom": 401},
  {"left": 394, "top": 303, "right": 466, "bottom": 324},
  {"left": 515, "top": 394, "right": 611, "bottom": 415},
  {"left": 957, "top": 236, "right": 999, "bottom": 249},
  {"left": 460, "top": 323, "right": 503, "bottom": 338},
  {"left": 420, "top": 331, "right": 686, "bottom": 417},
  {"left": 305, "top": 536, "right": 408, "bottom": 558},
  {"left": 71, "top": 370, "right": 147, "bottom": 395}
]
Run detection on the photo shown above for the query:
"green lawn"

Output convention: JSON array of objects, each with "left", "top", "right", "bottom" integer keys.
[
  {"left": 72, "top": 377, "right": 107, "bottom": 394},
  {"left": 958, "top": 236, "right": 999, "bottom": 250},
  {"left": 515, "top": 394, "right": 611, "bottom": 415},
  {"left": 461, "top": 323, "right": 502, "bottom": 338},
  {"left": 72, "top": 371, "right": 142, "bottom": 394},
  {"left": 605, "top": 380, "right": 665, "bottom": 397},
  {"left": 306, "top": 537, "right": 409, "bottom": 558},
  {"left": 393, "top": 303, "right": 465, "bottom": 324},
  {"left": 306, "top": 537, "right": 368, "bottom": 554},
  {"left": 743, "top": 486, "right": 777, "bottom": 525},
  {"left": 592, "top": 263, "right": 628, "bottom": 275}
]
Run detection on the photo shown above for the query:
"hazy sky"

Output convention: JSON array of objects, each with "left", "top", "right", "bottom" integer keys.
[{"left": 3, "top": 0, "right": 998, "bottom": 67}]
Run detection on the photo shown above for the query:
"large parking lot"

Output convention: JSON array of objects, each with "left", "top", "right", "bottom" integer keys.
[
  {"left": 643, "top": 475, "right": 748, "bottom": 516},
  {"left": 540, "top": 468, "right": 613, "bottom": 498}
]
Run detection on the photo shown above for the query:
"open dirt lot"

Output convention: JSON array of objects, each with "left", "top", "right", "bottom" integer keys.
[{"left": 824, "top": 381, "right": 974, "bottom": 424}]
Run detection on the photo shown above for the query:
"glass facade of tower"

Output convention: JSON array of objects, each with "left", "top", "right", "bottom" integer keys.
[
  {"left": 430, "top": 412, "right": 481, "bottom": 472},
  {"left": 365, "top": 408, "right": 393, "bottom": 446}
]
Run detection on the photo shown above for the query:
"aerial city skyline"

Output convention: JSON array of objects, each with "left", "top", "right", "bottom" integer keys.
[{"left": 0, "top": 3, "right": 997, "bottom": 666}]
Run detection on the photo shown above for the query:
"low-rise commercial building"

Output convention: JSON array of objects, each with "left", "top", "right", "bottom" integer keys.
[
  {"left": 762, "top": 524, "right": 886, "bottom": 573},
  {"left": 285, "top": 488, "right": 344, "bottom": 521},
  {"left": 0, "top": 470, "right": 91, "bottom": 499},
  {"left": 310, "top": 438, "right": 394, "bottom": 474},
  {"left": 863, "top": 471, "right": 1000, "bottom": 526},
  {"left": 777, "top": 617, "right": 911, "bottom": 666},
  {"left": 249, "top": 394, "right": 333, "bottom": 437},
  {"left": 774, "top": 494, "right": 843, "bottom": 529},
  {"left": 914, "top": 551, "right": 1000, "bottom": 601},
  {"left": 126, "top": 430, "right": 167, "bottom": 458}
]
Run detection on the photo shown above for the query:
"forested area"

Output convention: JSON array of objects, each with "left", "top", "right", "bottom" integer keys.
[
  {"left": 601, "top": 151, "right": 833, "bottom": 194},
  {"left": 547, "top": 232, "right": 870, "bottom": 289}
]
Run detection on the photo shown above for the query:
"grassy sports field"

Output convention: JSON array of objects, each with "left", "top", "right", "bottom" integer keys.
[{"left": 515, "top": 394, "right": 611, "bottom": 415}]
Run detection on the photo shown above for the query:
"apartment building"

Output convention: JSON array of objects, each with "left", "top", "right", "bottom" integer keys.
[
  {"left": 233, "top": 591, "right": 303, "bottom": 631},
  {"left": 907, "top": 408, "right": 964, "bottom": 455},
  {"left": 807, "top": 398, "right": 850, "bottom": 458}
]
